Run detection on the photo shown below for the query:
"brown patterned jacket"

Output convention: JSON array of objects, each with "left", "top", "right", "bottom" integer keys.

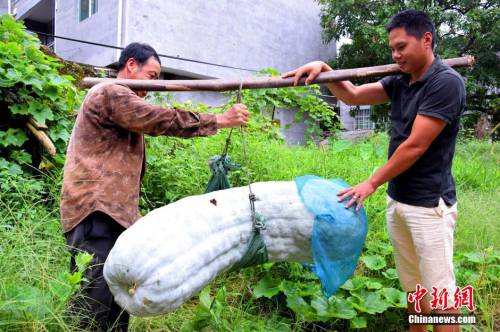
[{"left": 60, "top": 83, "right": 217, "bottom": 232}]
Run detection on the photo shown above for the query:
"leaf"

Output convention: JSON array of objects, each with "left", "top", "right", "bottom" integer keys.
[
  {"left": 332, "top": 139, "right": 352, "bottom": 152},
  {"left": 311, "top": 294, "right": 357, "bottom": 320},
  {"left": 381, "top": 287, "right": 407, "bottom": 308},
  {"left": 198, "top": 286, "right": 212, "bottom": 309},
  {"left": 366, "top": 240, "right": 393, "bottom": 256},
  {"left": 65, "top": 271, "right": 83, "bottom": 286},
  {"left": 341, "top": 276, "right": 367, "bottom": 291},
  {"left": 7, "top": 162, "right": 23, "bottom": 175},
  {"left": 285, "top": 293, "right": 315, "bottom": 320},
  {"left": 9, "top": 104, "right": 30, "bottom": 115},
  {"left": 48, "top": 273, "right": 73, "bottom": 301},
  {"left": 365, "top": 280, "right": 383, "bottom": 290},
  {"left": 44, "top": 85, "right": 58, "bottom": 101},
  {"left": 0, "top": 128, "right": 28, "bottom": 147},
  {"left": 310, "top": 295, "right": 330, "bottom": 317},
  {"left": 463, "top": 252, "right": 483, "bottom": 263},
  {"left": 375, "top": 145, "right": 386, "bottom": 158},
  {"left": 5, "top": 68, "right": 22, "bottom": 81},
  {"left": 4, "top": 41, "right": 24, "bottom": 56},
  {"left": 48, "top": 126, "right": 71, "bottom": 143},
  {"left": 4, "top": 285, "right": 51, "bottom": 320},
  {"left": 24, "top": 75, "right": 45, "bottom": 90},
  {"left": 0, "top": 77, "right": 15, "bottom": 87},
  {"left": 359, "top": 143, "right": 374, "bottom": 161},
  {"left": 362, "top": 254, "right": 386, "bottom": 270},
  {"left": 29, "top": 102, "right": 54, "bottom": 125},
  {"left": 352, "top": 290, "right": 392, "bottom": 314},
  {"left": 329, "top": 296, "right": 357, "bottom": 319},
  {"left": 382, "top": 268, "right": 399, "bottom": 280},
  {"left": 350, "top": 316, "right": 367, "bottom": 329},
  {"left": 75, "top": 251, "right": 93, "bottom": 272},
  {"left": 253, "top": 275, "right": 281, "bottom": 299},
  {"left": 11, "top": 150, "right": 31, "bottom": 164}
]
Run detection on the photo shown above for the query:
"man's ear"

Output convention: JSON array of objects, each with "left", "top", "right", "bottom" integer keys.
[
  {"left": 126, "top": 58, "right": 139, "bottom": 73},
  {"left": 423, "top": 31, "right": 433, "bottom": 49}
]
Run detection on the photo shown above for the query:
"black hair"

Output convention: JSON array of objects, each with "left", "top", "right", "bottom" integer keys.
[
  {"left": 386, "top": 10, "right": 437, "bottom": 48},
  {"left": 117, "top": 42, "right": 161, "bottom": 71}
]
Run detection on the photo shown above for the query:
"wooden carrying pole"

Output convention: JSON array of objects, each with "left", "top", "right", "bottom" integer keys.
[
  {"left": 26, "top": 117, "right": 56, "bottom": 156},
  {"left": 82, "top": 56, "right": 474, "bottom": 92}
]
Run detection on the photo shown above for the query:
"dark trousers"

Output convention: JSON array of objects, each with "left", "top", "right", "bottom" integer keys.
[{"left": 65, "top": 211, "right": 129, "bottom": 331}]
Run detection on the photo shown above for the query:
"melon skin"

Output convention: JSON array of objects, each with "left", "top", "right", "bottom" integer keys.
[{"left": 104, "top": 181, "right": 315, "bottom": 316}]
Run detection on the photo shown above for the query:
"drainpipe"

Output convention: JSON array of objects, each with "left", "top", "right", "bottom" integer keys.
[
  {"left": 7, "top": 0, "right": 11, "bottom": 15},
  {"left": 117, "top": 0, "right": 124, "bottom": 62},
  {"left": 53, "top": 0, "right": 57, "bottom": 52}
]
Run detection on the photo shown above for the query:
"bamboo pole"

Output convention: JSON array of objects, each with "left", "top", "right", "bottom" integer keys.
[
  {"left": 28, "top": 116, "right": 48, "bottom": 130},
  {"left": 26, "top": 122, "right": 56, "bottom": 156},
  {"left": 82, "top": 56, "right": 474, "bottom": 92}
]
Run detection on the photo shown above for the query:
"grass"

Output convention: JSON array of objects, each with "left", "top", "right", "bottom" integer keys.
[{"left": 0, "top": 132, "right": 498, "bottom": 331}]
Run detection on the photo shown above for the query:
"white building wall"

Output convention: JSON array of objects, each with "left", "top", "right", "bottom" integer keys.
[
  {"left": 125, "top": 0, "right": 336, "bottom": 79},
  {"left": 54, "top": 0, "right": 119, "bottom": 67},
  {"left": 0, "top": 1, "right": 9, "bottom": 15}
]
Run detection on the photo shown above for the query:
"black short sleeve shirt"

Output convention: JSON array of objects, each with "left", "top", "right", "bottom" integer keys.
[{"left": 379, "top": 58, "right": 466, "bottom": 207}]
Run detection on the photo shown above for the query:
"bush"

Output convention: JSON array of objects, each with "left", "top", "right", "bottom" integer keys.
[{"left": 0, "top": 15, "right": 83, "bottom": 175}]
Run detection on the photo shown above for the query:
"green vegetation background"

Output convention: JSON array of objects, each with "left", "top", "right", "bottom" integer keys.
[{"left": 0, "top": 12, "right": 498, "bottom": 332}]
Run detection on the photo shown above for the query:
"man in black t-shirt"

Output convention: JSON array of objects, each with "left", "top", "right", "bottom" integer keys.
[{"left": 284, "top": 10, "right": 464, "bottom": 332}]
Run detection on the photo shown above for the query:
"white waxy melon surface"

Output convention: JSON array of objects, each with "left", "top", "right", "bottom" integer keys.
[{"left": 104, "top": 181, "right": 315, "bottom": 316}]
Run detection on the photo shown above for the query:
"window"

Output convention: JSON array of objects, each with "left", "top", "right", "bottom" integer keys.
[
  {"left": 353, "top": 107, "right": 375, "bottom": 130},
  {"left": 79, "top": 0, "right": 98, "bottom": 22}
]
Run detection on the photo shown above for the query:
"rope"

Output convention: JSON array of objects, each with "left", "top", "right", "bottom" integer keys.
[
  {"left": 225, "top": 78, "right": 268, "bottom": 272},
  {"left": 236, "top": 80, "right": 266, "bottom": 231},
  {"left": 222, "top": 78, "right": 265, "bottom": 230},
  {"left": 220, "top": 79, "right": 242, "bottom": 157}
]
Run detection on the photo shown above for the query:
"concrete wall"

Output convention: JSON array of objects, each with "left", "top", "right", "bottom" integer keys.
[
  {"left": 125, "top": 0, "right": 336, "bottom": 79},
  {"left": 54, "top": 0, "right": 119, "bottom": 67},
  {"left": 339, "top": 101, "right": 355, "bottom": 131},
  {"left": 0, "top": 1, "right": 9, "bottom": 15}
]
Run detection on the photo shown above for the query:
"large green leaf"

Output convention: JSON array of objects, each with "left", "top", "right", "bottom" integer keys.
[
  {"left": 311, "top": 295, "right": 357, "bottom": 320},
  {"left": 253, "top": 276, "right": 281, "bottom": 299},
  {"left": 362, "top": 254, "right": 386, "bottom": 270},
  {"left": 382, "top": 268, "right": 399, "bottom": 280},
  {"left": 29, "top": 101, "right": 54, "bottom": 125},
  {"left": 285, "top": 294, "right": 316, "bottom": 321},
  {"left": 198, "top": 286, "right": 212, "bottom": 309},
  {"left": 351, "top": 290, "right": 392, "bottom": 314},
  {"left": 365, "top": 279, "right": 383, "bottom": 290},
  {"left": 0, "top": 128, "right": 28, "bottom": 147},
  {"left": 9, "top": 104, "right": 30, "bottom": 115},
  {"left": 381, "top": 287, "right": 407, "bottom": 308},
  {"left": 341, "top": 276, "right": 367, "bottom": 291},
  {"left": 10, "top": 150, "right": 31, "bottom": 164},
  {"left": 332, "top": 139, "right": 352, "bottom": 153}
]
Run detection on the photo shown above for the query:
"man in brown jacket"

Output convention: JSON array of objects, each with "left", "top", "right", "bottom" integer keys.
[{"left": 60, "top": 42, "right": 249, "bottom": 331}]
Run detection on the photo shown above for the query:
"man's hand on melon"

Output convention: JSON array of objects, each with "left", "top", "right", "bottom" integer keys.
[{"left": 337, "top": 179, "right": 378, "bottom": 210}]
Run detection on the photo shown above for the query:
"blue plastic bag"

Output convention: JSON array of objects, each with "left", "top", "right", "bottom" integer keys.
[{"left": 295, "top": 175, "right": 368, "bottom": 297}]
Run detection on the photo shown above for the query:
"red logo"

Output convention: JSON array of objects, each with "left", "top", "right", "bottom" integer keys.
[
  {"left": 408, "top": 284, "right": 428, "bottom": 313},
  {"left": 453, "top": 285, "right": 475, "bottom": 312},
  {"left": 408, "top": 285, "right": 475, "bottom": 312}
]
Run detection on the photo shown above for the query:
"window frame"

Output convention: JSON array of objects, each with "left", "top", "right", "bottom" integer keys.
[
  {"left": 352, "top": 106, "right": 375, "bottom": 131},
  {"left": 79, "top": 0, "right": 98, "bottom": 22}
]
